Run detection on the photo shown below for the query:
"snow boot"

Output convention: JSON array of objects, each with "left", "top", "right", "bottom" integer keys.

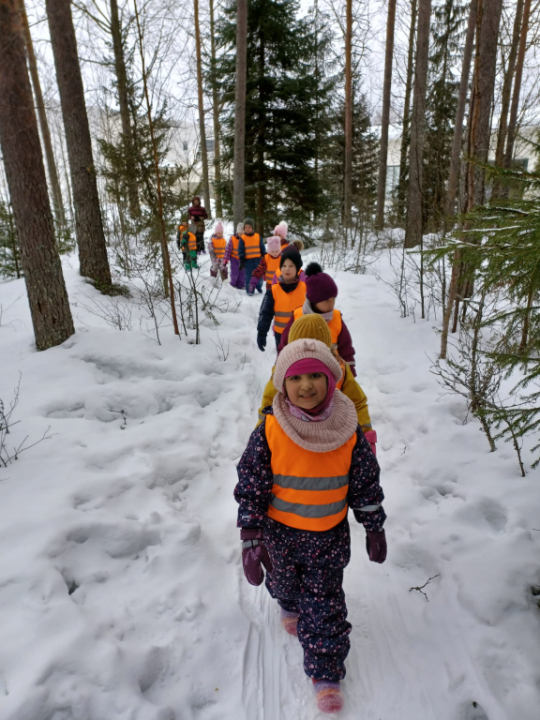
[
  {"left": 313, "top": 680, "right": 344, "bottom": 714},
  {"left": 280, "top": 609, "right": 298, "bottom": 636}
]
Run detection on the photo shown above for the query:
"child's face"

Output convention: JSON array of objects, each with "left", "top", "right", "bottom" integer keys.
[
  {"left": 269, "top": 248, "right": 281, "bottom": 258},
  {"left": 244, "top": 224, "right": 253, "bottom": 234},
  {"left": 281, "top": 259, "right": 297, "bottom": 282},
  {"left": 285, "top": 372, "right": 328, "bottom": 410},
  {"left": 315, "top": 297, "right": 335, "bottom": 313}
]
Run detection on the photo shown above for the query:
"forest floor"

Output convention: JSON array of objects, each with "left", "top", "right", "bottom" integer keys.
[{"left": 1, "top": 242, "right": 540, "bottom": 720}]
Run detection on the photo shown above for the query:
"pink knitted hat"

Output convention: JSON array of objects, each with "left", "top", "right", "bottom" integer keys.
[
  {"left": 273, "top": 339, "right": 342, "bottom": 394},
  {"left": 214, "top": 220, "right": 224, "bottom": 236},
  {"left": 266, "top": 236, "right": 281, "bottom": 253},
  {"left": 274, "top": 222, "right": 288, "bottom": 240}
]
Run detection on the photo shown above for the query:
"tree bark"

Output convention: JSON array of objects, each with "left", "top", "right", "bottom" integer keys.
[
  {"left": 256, "top": 27, "right": 265, "bottom": 235},
  {"left": 0, "top": 0, "right": 74, "bottom": 349},
  {"left": 404, "top": 0, "right": 431, "bottom": 248},
  {"left": 445, "top": 0, "right": 477, "bottom": 218},
  {"left": 375, "top": 0, "right": 397, "bottom": 231},
  {"left": 109, "top": 0, "right": 140, "bottom": 218},
  {"left": 19, "top": 0, "right": 66, "bottom": 230},
  {"left": 233, "top": 0, "right": 248, "bottom": 227},
  {"left": 209, "top": 0, "right": 223, "bottom": 218},
  {"left": 194, "top": 0, "right": 212, "bottom": 216},
  {"left": 504, "top": 0, "right": 531, "bottom": 169},
  {"left": 397, "top": 0, "right": 418, "bottom": 223},
  {"left": 343, "top": 0, "right": 353, "bottom": 240},
  {"left": 46, "top": 0, "right": 112, "bottom": 288}
]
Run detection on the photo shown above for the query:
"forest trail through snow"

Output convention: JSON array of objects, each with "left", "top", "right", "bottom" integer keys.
[{"left": 1, "top": 250, "right": 540, "bottom": 719}]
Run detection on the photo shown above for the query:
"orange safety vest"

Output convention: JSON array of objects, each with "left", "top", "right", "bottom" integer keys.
[
  {"left": 186, "top": 232, "right": 197, "bottom": 251},
  {"left": 231, "top": 235, "right": 241, "bottom": 260},
  {"left": 264, "top": 254, "right": 282, "bottom": 288},
  {"left": 212, "top": 237, "right": 226, "bottom": 258},
  {"left": 242, "top": 233, "right": 262, "bottom": 260},
  {"left": 272, "top": 281, "right": 307, "bottom": 334},
  {"left": 293, "top": 307, "right": 342, "bottom": 348},
  {"left": 266, "top": 414, "right": 356, "bottom": 531}
]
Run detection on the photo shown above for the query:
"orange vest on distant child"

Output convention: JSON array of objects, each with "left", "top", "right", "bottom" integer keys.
[
  {"left": 212, "top": 237, "right": 226, "bottom": 259},
  {"left": 264, "top": 254, "right": 282, "bottom": 288},
  {"left": 293, "top": 307, "right": 342, "bottom": 348},
  {"left": 271, "top": 281, "right": 307, "bottom": 334},
  {"left": 266, "top": 414, "right": 356, "bottom": 531},
  {"left": 242, "top": 233, "right": 262, "bottom": 260},
  {"left": 186, "top": 232, "right": 197, "bottom": 251},
  {"left": 231, "top": 235, "right": 241, "bottom": 260}
]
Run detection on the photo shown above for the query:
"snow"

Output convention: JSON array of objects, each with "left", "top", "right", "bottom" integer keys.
[{"left": 1, "top": 246, "right": 540, "bottom": 719}]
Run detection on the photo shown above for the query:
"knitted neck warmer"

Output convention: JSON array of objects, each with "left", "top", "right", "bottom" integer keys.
[
  {"left": 272, "top": 390, "right": 357, "bottom": 452},
  {"left": 302, "top": 298, "right": 333, "bottom": 323},
  {"left": 285, "top": 397, "right": 335, "bottom": 422}
]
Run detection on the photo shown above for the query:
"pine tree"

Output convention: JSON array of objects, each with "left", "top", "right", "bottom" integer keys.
[{"left": 0, "top": 199, "right": 21, "bottom": 278}]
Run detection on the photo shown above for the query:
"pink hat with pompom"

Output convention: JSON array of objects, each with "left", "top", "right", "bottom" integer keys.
[
  {"left": 214, "top": 220, "right": 224, "bottom": 236},
  {"left": 274, "top": 222, "right": 288, "bottom": 240}
]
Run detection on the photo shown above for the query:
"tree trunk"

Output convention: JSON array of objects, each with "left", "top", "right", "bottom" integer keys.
[
  {"left": 445, "top": 0, "right": 477, "bottom": 219},
  {"left": 209, "top": 0, "right": 223, "bottom": 218},
  {"left": 194, "top": 0, "right": 212, "bottom": 216},
  {"left": 504, "top": 0, "right": 531, "bottom": 169},
  {"left": 0, "top": 0, "right": 74, "bottom": 349},
  {"left": 233, "top": 0, "right": 248, "bottom": 227},
  {"left": 375, "top": 0, "right": 397, "bottom": 231},
  {"left": 110, "top": 0, "right": 140, "bottom": 217},
  {"left": 397, "top": 0, "right": 418, "bottom": 223},
  {"left": 46, "top": 0, "right": 112, "bottom": 289},
  {"left": 19, "top": 0, "right": 66, "bottom": 230},
  {"left": 404, "top": 0, "right": 431, "bottom": 249},
  {"left": 343, "top": 0, "right": 353, "bottom": 240},
  {"left": 256, "top": 28, "right": 265, "bottom": 235}
]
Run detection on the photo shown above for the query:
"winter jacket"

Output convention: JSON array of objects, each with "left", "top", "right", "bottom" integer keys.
[
  {"left": 208, "top": 235, "right": 226, "bottom": 260},
  {"left": 235, "top": 407, "right": 385, "bottom": 532},
  {"left": 239, "top": 233, "right": 265, "bottom": 263},
  {"left": 257, "top": 278, "right": 306, "bottom": 337},
  {"left": 188, "top": 197, "right": 208, "bottom": 224},
  {"left": 279, "top": 306, "right": 356, "bottom": 375},
  {"left": 257, "top": 362, "right": 372, "bottom": 431}
]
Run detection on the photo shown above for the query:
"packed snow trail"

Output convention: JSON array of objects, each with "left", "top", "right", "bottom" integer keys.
[{"left": 1, "top": 248, "right": 540, "bottom": 719}]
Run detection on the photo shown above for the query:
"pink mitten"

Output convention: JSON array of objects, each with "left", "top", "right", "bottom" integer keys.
[{"left": 364, "top": 430, "right": 377, "bottom": 456}]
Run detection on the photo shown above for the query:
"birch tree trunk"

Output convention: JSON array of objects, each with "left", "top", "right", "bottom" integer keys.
[
  {"left": 194, "top": 0, "right": 212, "bottom": 216},
  {"left": 233, "top": 0, "right": 248, "bottom": 226},
  {"left": 397, "top": 0, "right": 418, "bottom": 223},
  {"left": 209, "top": 0, "right": 223, "bottom": 218},
  {"left": 343, "top": 0, "right": 353, "bottom": 241},
  {"left": 0, "top": 0, "right": 74, "bottom": 349},
  {"left": 404, "top": 0, "right": 431, "bottom": 249},
  {"left": 46, "top": 0, "right": 112, "bottom": 289},
  {"left": 375, "top": 0, "right": 397, "bottom": 231},
  {"left": 504, "top": 0, "right": 532, "bottom": 170}
]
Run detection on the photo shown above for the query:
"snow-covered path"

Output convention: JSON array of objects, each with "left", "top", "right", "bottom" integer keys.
[{"left": 1, "top": 252, "right": 540, "bottom": 720}]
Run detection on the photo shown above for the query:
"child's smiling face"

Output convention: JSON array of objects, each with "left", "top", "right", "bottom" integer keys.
[{"left": 285, "top": 372, "right": 328, "bottom": 410}]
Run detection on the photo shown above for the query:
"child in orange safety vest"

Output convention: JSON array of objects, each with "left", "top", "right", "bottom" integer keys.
[
  {"left": 234, "top": 338, "right": 387, "bottom": 715},
  {"left": 208, "top": 221, "right": 228, "bottom": 281},
  {"left": 238, "top": 217, "right": 266, "bottom": 295},
  {"left": 179, "top": 222, "right": 198, "bottom": 270},
  {"left": 248, "top": 235, "right": 282, "bottom": 292},
  {"left": 256, "top": 245, "right": 306, "bottom": 351}
]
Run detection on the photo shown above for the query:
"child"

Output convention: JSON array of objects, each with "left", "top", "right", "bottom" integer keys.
[
  {"left": 248, "top": 235, "right": 282, "bottom": 292},
  {"left": 257, "top": 314, "right": 376, "bottom": 454},
  {"left": 208, "top": 221, "right": 228, "bottom": 281},
  {"left": 279, "top": 262, "right": 357, "bottom": 376},
  {"left": 274, "top": 221, "right": 289, "bottom": 248},
  {"left": 225, "top": 222, "right": 245, "bottom": 289},
  {"left": 235, "top": 338, "right": 387, "bottom": 714},
  {"left": 188, "top": 195, "right": 208, "bottom": 254},
  {"left": 257, "top": 246, "right": 306, "bottom": 351},
  {"left": 181, "top": 222, "right": 198, "bottom": 270},
  {"left": 239, "top": 217, "right": 266, "bottom": 295}
]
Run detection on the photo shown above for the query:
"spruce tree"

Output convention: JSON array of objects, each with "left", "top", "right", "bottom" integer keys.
[{"left": 0, "top": 199, "right": 21, "bottom": 278}]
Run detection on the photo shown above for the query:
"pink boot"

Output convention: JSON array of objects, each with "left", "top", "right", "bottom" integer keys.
[
  {"left": 280, "top": 609, "right": 299, "bottom": 636},
  {"left": 313, "top": 680, "right": 344, "bottom": 714},
  {"left": 364, "top": 429, "right": 377, "bottom": 456}
]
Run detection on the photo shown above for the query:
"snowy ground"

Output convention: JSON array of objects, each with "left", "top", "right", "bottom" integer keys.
[{"left": 1, "top": 245, "right": 540, "bottom": 720}]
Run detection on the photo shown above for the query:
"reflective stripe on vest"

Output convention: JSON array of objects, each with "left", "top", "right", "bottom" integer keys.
[
  {"left": 231, "top": 235, "right": 240, "bottom": 260},
  {"left": 187, "top": 232, "right": 197, "bottom": 251},
  {"left": 213, "top": 237, "right": 226, "bottom": 258},
  {"left": 265, "top": 254, "right": 281, "bottom": 287},
  {"left": 242, "top": 233, "right": 262, "bottom": 259},
  {"left": 272, "top": 282, "right": 307, "bottom": 334},
  {"left": 265, "top": 414, "right": 356, "bottom": 531},
  {"left": 293, "top": 307, "right": 342, "bottom": 348}
]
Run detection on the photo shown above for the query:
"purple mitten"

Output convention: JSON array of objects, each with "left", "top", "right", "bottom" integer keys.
[
  {"left": 241, "top": 528, "right": 273, "bottom": 585},
  {"left": 364, "top": 429, "right": 377, "bottom": 456},
  {"left": 249, "top": 276, "right": 258, "bottom": 292},
  {"left": 366, "top": 529, "right": 387, "bottom": 564}
]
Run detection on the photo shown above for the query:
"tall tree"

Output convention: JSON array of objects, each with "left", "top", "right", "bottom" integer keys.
[
  {"left": 233, "top": 0, "right": 247, "bottom": 226},
  {"left": 46, "top": 0, "right": 112, "bottom": 289},
  {"left": 209, "top": 0, "right": 223, "bottom": 218},
  {"left": 504, "top": 0, "right": 532, "bottom": 170},
  {"left": 19, "top": 0, "right": 66, "bottom": 230},
  {"left": 404, "top": 0, "right": 432, "bottom": 248},
  {"left": 194, "top": 0, "right": 212, "bottom": 215},
  {"left": 375, "top": 0, "right": 397, "bottom": 230},
  {"left": 343, "top": 0, "right": 353, "bottom": 237},
  {"left": 0, "top": 0, "right": 74, "bottom": 349}
]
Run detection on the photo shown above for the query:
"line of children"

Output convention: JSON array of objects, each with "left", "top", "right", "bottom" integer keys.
[
  {"left": 235, "top": 338, "right": 387, "bottom": 714},
  {"left": 238, "top": 217, "right": 266, "bottom": 295},
  {"left": 207, "top": 221, "right": 228, "bottom": 281},
  {"left": 224, "top": 222, "right": 245, "bottom": 289},
  {"left": 257, "top": 246, "right": 306, "bottom": 351}
]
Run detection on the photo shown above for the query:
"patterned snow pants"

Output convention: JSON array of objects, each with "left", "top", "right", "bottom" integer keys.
[{"left": 263, "top": 517, "right": 352, "bottom": 681}]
